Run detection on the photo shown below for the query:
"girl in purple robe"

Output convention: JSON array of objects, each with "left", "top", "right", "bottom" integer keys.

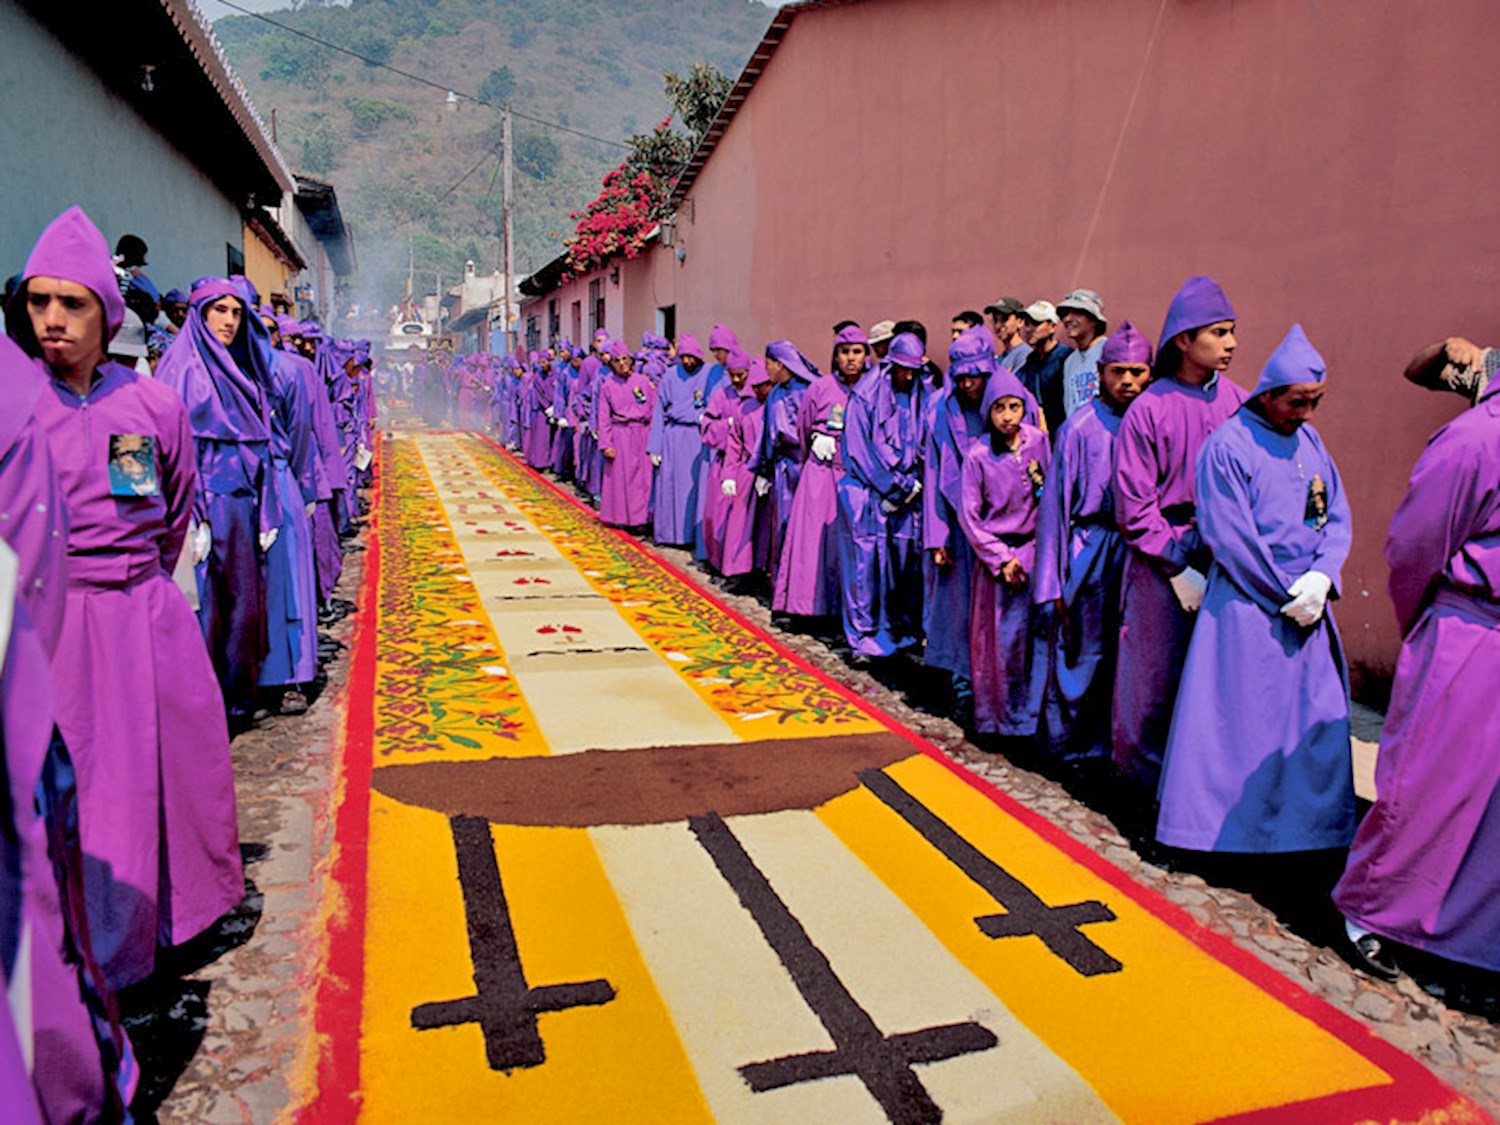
[
  {"left": 11, "top": 207, "right": 243, "bottom": 989},
  {"left": 721, "top": 358, "right": 774, "bottom": 581},
  {"left": 597, "top": 340, "right": 656, "bottom": 527},
  {"left": 646, "top": 334, "right": 710, "bottom": 547},
  {"left": 923, "top": 331, "right": 993, "bottom": 719},
  {"left": 1155, "top": 326, "right": 1355, "bottom": 854},
  {"left": 699, "top": 347, "right": 752, "bottom": 573},
  {"left": 959, "top": 367, "right": 1051, "bottom": 739},
  {"left": 1111, "top": 276, "right": 1247, "bottom": 792},
  {"left": 1333, "top": 359, "right": 1500, "bottom": 980},
  {"left": 156, "top": 277, "right": 279, "bottom": 729},
  {"left": 839, "top": 332, "right": 927, "bottom": 658},
  {"left": 773, "top": 326, "right": 870, "bottom": 619},
  {"left": 754, "top": 341, "right": 818, "bottom": 583},
  {"left": 1033, "top": 322, "right": 1152, "bottom": 763}
]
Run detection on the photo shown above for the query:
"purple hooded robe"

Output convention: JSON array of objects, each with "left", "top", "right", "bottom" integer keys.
[
  {"left": 19, "top": 211, "right": 242, "bottom": 988},
  {"left": 699, "top": 347, "right": 751, "bottom": 572},
  {"left": 753, "top": 341, "right": 817, "bottom": 581},
  {"left": 1156, "top": 326, "right": 1355, "bottom": 852},
  {"left": 959, "top": 371, "right": 1051, "bottom": 736},
  {"left": 646, "top": 335, "right": 710, "bottom": 546},
  {"left": 838, "top": 334, "right": 927, "bottom": 656},
  {"left": 721, "top": 359, "right": 772, "bottom": 578},
  {"left": 155, "top": 278, "right": 277, "bottom": 722},
  {"left": 597, "top": 344, "right": 656, "bottom": 526},
  {"left": 1032, "top": 322, "right": 1150, "bottom": 761},
  {"left": 1333, "top": 370, "right": 1500, "bottom": 971},
  {"left": 774, "top": 328, "right": 867, "bottom": 616},
  {"left": 1111, "top": 277, "right": 1247, "bottom": 788}
]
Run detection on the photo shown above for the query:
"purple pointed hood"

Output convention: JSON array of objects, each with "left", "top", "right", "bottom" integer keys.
[
  {"left": 153, "top": 277, "right": 271, "bottom": 443},
  {"left": 980, "top": 365, "right": 1030, "bottom": 421},
  {"left": 1099, "top": 320, "right": 1153, "bottom": 367},
  {"left": 887, "top": 332, "right": 925, "bottom": 370},
  {"left": 676, "top": 333, "right": 704, "bottom": 361},
  {"left": 1253, "top": 323, "right": 1326, "bottom": 396},
  {"left": 948, "top": 325, "right": 996, "bottom": 377},
  {"left": 1159, "top": 275, "right": 1235, "bottom": 351},
  {"left": 708, "top": 323, "right": 739, "bottom": 351},
  {"left": 8, "top": 206, "right": 125, "bottom": 356},
  {"left": 765, "top": 340, "right": 819, "bottom": 384}
]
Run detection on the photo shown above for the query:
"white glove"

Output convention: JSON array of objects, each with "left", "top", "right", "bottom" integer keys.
[
  {"left": 721, "top": 479, "right": 737, "bottom": 497},
  {"left": 810, "top": 433, "right": 838, "bottom": 462},
  {"left": 650, "top": 453, "right": 662, "bottom": 467},
  {"left": 906, "top": 480, "right": 923, "bottom": 504},
  {"left": 259, "top": 527, "right": 279, "bottom": 553},
  {"left": 544, "top": 407, "right": 555, "bottom": 419},
  {"left": 305, "top": 501, "right": 316, "bottom": 517},
  {"left": 556, "top": 417, "right": 571, "bottom": 429},
  {"left": 354, "top": 445, "right": 372, "bottom": 471},
  {"left": 754, "top": 476, "right": 771, "bottom": 497},
  {"left": 190, "top": 523, "right": 212, "bottom": 565},
  {"left": 580, "top": 421, "right": 590, "bottom": 435},
  {"left": 881, "top": 497, "right": 899, "bottom": 514},
  {"left": 1169, "top": 566, "right": 1207, "bottom": 613},
  {"left": 1280, "top": 570, "right": 1333, "bottom": 627}
]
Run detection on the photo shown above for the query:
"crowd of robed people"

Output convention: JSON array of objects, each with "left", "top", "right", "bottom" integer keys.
[
  {"left": 0, "top": 205, "right": 377, "bottom": 1121},
  {"left": 422, "top": 276, "right": 1497, "bottom": 1002}
]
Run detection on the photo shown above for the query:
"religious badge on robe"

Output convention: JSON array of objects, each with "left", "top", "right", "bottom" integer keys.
[
  {"left": 108, "top": 434, "right": 160, "bottom": 498},
  {"left": 693, "top": 389, "right": 704, "bottom": 408},
  {"left": 828, "top": 402, "right": 845, "bottom": 432},
  {"left": 1304, "top": 474, "right": 1329, "bottom": 530},
  {"left": 1026, "top": 459, "right": 1047, "bottom": 500},
  {"left": 632, "top": 385, "right": 647, "bottom": 403}
]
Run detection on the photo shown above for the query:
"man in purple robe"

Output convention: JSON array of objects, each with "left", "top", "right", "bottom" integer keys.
[
  {"left": 1033, "top": 322, "right": 1151, "bottom": 765},
  {"left": 1333, "top": 355, "right": 1500, "bottom": 984},
  {"left": 959, "top": 367, "right": 1051, "bottom": 741},
  {"left": 922, "top": 329, "right": 994, "bottom": 720},
  {"left": 550, "top": 349, "right": 577, "bottom": 481},
  {"left": 773, "top": 326, "right": 870, "bottom": 620},
  {"left": 839, "top": 332, "right": 927, "bottom": 659},
  {"left": 1111, "top": 275, "right": 1247, "bottom": 798},
  {"left": 646, "top": 333, "right": 709, "bottom": 546},
  {"left": 699, "top": 346, "right": 751, "bottom": 572},
  {"left": 753, "top": 341, "right": 818, "bottom": 585},
  {"left": 694, "top": 324, "right": 741, "bottom": 559},
  {"left": 1156, "top": 325, "right": 1355, "bottom": 857},
  {"left": 571, "top": 335, "right": 608, "bottom": 499},
  {"left": 721, "top": 358, "right": 773, "bottom": 584},
  {"left": 597, "top": 340, "right": 656, "bottom": 527},
  {"left": 8, "top": 206, "right": 243, "bottom": 989},
  {"left": 156, "top": 278, "right": 278, "bottom": 728},
  {"left": 276, "top": 314, "right": 345, "bottom": 606}
]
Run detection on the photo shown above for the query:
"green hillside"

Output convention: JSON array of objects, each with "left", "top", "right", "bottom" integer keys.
[{"left": 214, "top": 0, "right": 772, "bottom": 309}]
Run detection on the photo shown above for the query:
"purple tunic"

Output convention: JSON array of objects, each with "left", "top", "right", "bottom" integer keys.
[
  {"left": 720, "top": 387, "right": 768, "bottom": 578},
  {"left": 1111, "top": 373, "right": 1247, "bottom": 787},
  {"left": 752, "top": 372, "right": 811, "bottom": 581},
  {"left": 774, "top": 374, "right": 853, "bottom": 616},
  {"left": 34, "top": 362, "right": 243, "bottom": 988},
  {"left": 646, "top": 360, "right": 710, "bottom": 546},
  {"left": 698, "top": 382, "right": 739, "bottom": 572},
  {"left": 1156, "top": 409, "right": 1355, "bottom": 852},
  {"left": 1334, "top": 377, "right": 1500, "bottom": 971},
  {"left": 597, "top": 369, "right": 656, "bottom": 526},
  {"left": 551, "top": 362, "right": 577, "bottom": 480},
  {"left": 521, "top": 366, "right": 556, "bottom": 471},
  {"left": 922, "top": 390, "right": 985, "bottom": 680},
  {"left": 960, "top": 423, "right": 1051, "bottom": 736},
  {"left": 1032, "top": 397, "right": 1128, "bottom": 761},
  {"left": 572, "top": 356, "right": 604, "bottom": 497},
  {"left": 282, "top": 345, "right": 344, "bottom": 603},
  {"left": 838, "top": 366, "right": 925, "bottom": 656}
]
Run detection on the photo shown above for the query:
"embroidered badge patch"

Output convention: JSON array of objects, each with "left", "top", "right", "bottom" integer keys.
[
  {"left": 1304, "top": 474, "right": 1329, "bottom": 530},
  {"left": 108, "top": 434, "right": 160, "bottom": 497}
]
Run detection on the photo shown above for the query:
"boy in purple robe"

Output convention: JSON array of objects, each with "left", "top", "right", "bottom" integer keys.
[
  {"left": 693, "top": 324, "right": 741, "bottom": 559},
  {"left": 922, "top": 330, "right": 994, "bottom": 720},
  {"left": 1156, "top": 325, "right": 1355, "bottom": 856},
  {"left": 959, "top": 367, "right": 1051, "bottom": 739},
  {"left": 646, "top": 333, "right": 709, "bottom": 546},
  {"left": 699, "top": 347, "right": 752, "bottom": 572},
  {"left": 522, "top": 352, "right": 556, "bottom": 471},
  {"left": 721, "top": 358, "right": 774, "bottom": 582},
  {"left": 550, "top": 350, "right": 577, "bottom": 481},
  {"left": 1112, "top": 275, "right": 1247, "bottom": 794},
  {"left": 753, "top": 341, "right": 818, "bottom": 584},
  {"left": 1033, "top": 322, "right": 1151, "bottom": 764},
  {"left": 276, "top": 314, "right": 345, "bottom": 605},
  {"left": 9, "top": 207, "right": 243, "bottom": 989},
  {"left": 571, "top": 338, "right": 607, "bottom": 498},
  {"left": 773, "top": 326, "right": 870, "bottom": 619},
  {"left": 155, "top": 277, "right": 280, "bottom": 729},
  {"left": 839, "top": 331, "right": 927, "bottom": 658},
  {"left": 597, "top": 340, "right": 656, "bottom": 527},
  {"left": 1333, "top": 356, "right": 1500, "bottom": 983}
]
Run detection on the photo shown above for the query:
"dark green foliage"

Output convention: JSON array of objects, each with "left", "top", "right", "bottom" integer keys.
[
  {"left": 477, "top": 65, "right": 515, "bottom": 106},
  {"left": 515, "top": 132, "right": 560, "bottom": 180},
  {"left": 346, "top": 96, "right": 417, "bottom": 136}
]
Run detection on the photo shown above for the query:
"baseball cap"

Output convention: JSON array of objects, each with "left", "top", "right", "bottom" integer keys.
[{"left": 1023, "top": 300, "right": 1059, "bottom": 324}]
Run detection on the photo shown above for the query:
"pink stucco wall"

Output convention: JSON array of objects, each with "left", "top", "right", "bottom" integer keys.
[{"left": 531, "top": 0, "right": 1500, "bottom": 692}]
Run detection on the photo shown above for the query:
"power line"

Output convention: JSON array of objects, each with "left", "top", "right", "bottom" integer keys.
[{"left": 211, "top": 0, "right": 631, "bottom": 150}]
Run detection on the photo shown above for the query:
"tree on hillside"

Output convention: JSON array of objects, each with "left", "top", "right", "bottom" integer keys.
[
  {"left": 663, "top": 62, "right": 734, "bottom": 139},
  {"left": 478, "top": 65, "right": 515, "bottom": 106}
]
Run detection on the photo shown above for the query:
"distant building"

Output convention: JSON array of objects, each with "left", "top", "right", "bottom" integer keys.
[
  {"left": 519, "top": 0, "right": 1499, "bottom": 693},
  {"left": 0, "top": 0, "right": 350, "bottom": 320}
]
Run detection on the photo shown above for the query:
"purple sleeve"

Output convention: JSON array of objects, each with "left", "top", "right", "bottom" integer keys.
[
  {"left": 1032, "top": 429, "right": 1070, "bottom": 604},
  {"left": 1112, "top": 404, "right": 1194, "bottom": 574},
  {"left": 159, "top": 396, "right": 197, "bottom": 571},
  {"left": 646, "top": 379, "right": 667, "bottom": 457},
  {"left": 958, "top": 452, "right": 1013, "bottom": 577},
  {"left": 842, "top": 393, "right": 898, "bottom": 499},
  {"left": 921, "top": 422, "right": 951, "bottom": 551},
  {"left": 1194, "top": 435, "right": 1298, "bottom": 615},
  {"left": 0, "top": 422, "right": 68, "bottom": 655},
  {"left": 596, "top": 381, "right": 616, "bottom": 452}
]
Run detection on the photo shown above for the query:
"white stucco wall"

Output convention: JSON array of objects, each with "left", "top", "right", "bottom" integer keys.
[{"left": 0, "top": 2, "right": 245, "bottom": 297}]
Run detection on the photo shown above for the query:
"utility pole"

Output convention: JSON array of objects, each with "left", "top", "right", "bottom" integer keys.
[{"left": 501, "top": 101, "right": 515, "bottom": 354}]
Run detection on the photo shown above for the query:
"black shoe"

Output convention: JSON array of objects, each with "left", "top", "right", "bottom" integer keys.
[{"left": 1344, "top": 933, "right": 1401, "bottom": 983}]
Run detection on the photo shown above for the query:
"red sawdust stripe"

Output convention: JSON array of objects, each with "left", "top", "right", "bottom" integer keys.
[
  {"left": 473, "top": 432, "right": 1479, "bottom": 1123},
  {"left": 300, "top": 443, "right": 383, "bottom": 1124}
]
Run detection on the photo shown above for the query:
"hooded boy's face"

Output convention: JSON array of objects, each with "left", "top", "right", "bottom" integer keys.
[
  {"left": 835, "top": 342, "right": 867, "bottom": 380},
  {"left": 989, "top": 396, "right": 1024, "bottom": 438},
  {"left": 955, "top": 370, "right": 987, "bottom": 408},
  {"left": 728, "top": 365, "right": 749, "bottom": 390},
  {"left": 754, "top": 380, "right": 772, "bottom": 403},
  {"left": 1100, "top": 361, "right": 1150, "bottom": 407},
  {"left": 1176, "top": 320, "right": 1237, "bottom": 373},
  {"left": 1259, "top": 381, "right": 1324, "bottom": 435},
  {"left": 680, "top": 353, "right": 703, "bottom": 373},
  {"left": 711, "top": 347, "right": 729, "bottom": 366},
  {"left": 25, "top": 276, "right": 106, "bottom": 371}
]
